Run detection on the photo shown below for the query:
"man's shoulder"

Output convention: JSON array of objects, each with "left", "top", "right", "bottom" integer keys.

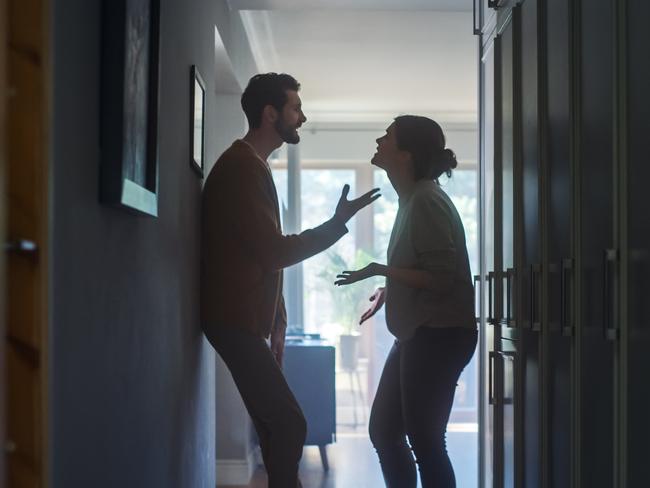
[
  {"left": 215, "top": 140, "right": 250, "bottom": 164},
  {"left": 214, "top": 140, "right": 267, "bottom": 175}
]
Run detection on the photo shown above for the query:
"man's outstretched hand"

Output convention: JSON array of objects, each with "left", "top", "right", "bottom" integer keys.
[{"left": 334, "top": 184, "right": 381, "bottom": 224}]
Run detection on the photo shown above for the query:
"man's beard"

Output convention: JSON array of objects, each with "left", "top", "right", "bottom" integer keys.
[{"left": 274, "top": 117, "right": 300, "bottom": 144}]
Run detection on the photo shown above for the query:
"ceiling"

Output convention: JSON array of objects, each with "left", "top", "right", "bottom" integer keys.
[
  {"left": 229, "top": 0, "right": 473, "bottom": 11},
  {"left": 234, "top": 1, "right": 477, "bottom": 125}
]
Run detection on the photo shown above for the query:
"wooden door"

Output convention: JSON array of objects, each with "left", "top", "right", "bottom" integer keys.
[
  {"left": 1, "top": 0, "right": 7, "bottom": 482},
  {"left": 623, "top": 1, "right": 650, "bottom": 486},
  {"left": 543, "top": 0, "right": 574, "bottom": 487},
  {"left": 4, "top": 0, "right": 49, "bottom": 486},
  {"left": 576, "top": 1, "right": 616, "bottom": 487}
]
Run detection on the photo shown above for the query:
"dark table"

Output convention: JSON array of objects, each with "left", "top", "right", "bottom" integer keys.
[{"left": 283, "top": 336, "right": 336, "bottom": 470}]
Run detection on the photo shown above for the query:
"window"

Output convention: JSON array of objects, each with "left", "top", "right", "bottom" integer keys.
[{"left": 271, "top": 128, "right": 478, "bottom": 484}]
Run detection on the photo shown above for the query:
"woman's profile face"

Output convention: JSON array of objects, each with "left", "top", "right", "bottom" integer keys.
[{"left": 371, "top": 123, "right": 409, "bottom": 172}]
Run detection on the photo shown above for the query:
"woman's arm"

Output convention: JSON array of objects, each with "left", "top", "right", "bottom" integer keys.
[{"left": 335, "top": 262, "right": 454, "bottom": 292}]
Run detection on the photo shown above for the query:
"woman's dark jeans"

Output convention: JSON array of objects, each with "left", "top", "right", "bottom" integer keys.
[{"left": 369, "top": 326, "right": 478, "bottom": 488}]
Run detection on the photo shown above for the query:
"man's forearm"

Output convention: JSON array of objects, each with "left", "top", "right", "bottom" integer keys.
[{"left": 261, "top": 217, "right": 348, "bottom": 271}]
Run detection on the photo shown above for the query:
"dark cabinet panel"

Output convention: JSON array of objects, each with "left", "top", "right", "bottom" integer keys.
[
  {"left": 499, "top": 344, "right": 516, "bottom": 488},
  {"left": 497, "top": 9, "right": 519, "bottom": 487},
  {"left": 500, "top": 39, "right": 514, "bottom": 279},
  {"left": 519, "top": 1, "right": 543, "bottom": 487},
  {"left": 625, "top": 1, "right": 650, "bottom": 486},
  {"left": 481, "top": 33, "right": 499, "bottom": 488},
  {"left": 577, "top": 1, "right": 616, "bottom": 488},
  {"left": 544, "top": 0, "right": 573, "bottom": 487}
]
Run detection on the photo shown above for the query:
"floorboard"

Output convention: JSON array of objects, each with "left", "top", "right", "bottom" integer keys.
[{"left": 219, "top": 429, "right": 478, "bottom": 488}]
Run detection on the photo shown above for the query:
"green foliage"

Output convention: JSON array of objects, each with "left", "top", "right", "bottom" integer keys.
[{"left": 317, "top": 248, "right": 382, "bottom": 334}]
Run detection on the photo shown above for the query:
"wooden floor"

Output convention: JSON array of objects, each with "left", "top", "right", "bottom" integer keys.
[
  {"left": 219, "top": 360, "right": 478, "bottom": 487},
  {"left": 220, "top": 428, "right": 478, "bottom": 488},
  {"left": 221, "top": 433, "right": 385, "bottom": 488}
]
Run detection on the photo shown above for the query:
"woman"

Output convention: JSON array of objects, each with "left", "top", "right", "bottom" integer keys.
[{"left": 335, "top": 115, "right": 477, "bottom": 488}]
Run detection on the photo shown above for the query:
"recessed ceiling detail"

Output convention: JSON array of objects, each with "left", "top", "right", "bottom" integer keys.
[
  {"left": 238, "top": 8, "right": 477, "bottom": 124},
  {"left": 229, "top": 0, "right": 473, "bottom": 11}
]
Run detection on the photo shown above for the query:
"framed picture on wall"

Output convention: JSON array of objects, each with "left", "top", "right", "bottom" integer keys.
[
  {"left": 190, "top": 65, "right": 206, "bottom": 177},
  {"left": 100, "top": 0, "right": 161, "bottom": 217}
]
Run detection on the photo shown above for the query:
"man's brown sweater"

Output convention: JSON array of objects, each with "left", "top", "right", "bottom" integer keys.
[{"left": 201, "top": 140, "right": 348, "bottom": 339}]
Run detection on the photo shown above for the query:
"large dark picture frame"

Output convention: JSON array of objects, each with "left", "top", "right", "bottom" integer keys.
[
  {"left": 190, "top": 65, "right": 206, "bottom": 177},
  {"left": 100, "top": 0, "right": 161, "bottom": 217}
]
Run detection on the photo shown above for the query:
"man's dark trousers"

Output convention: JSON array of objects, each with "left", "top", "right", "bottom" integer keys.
[{"left": 206, "top": 325, "right": 306, "bottom": 488}]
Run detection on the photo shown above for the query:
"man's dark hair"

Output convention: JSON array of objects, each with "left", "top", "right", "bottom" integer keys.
[{"left": 241, "top": 73, "right": 301, "bottom": 129}]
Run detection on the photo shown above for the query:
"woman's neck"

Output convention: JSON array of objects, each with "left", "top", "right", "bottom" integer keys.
[{"left": 388, "top": 171, "right": 417, "bottom": 199}]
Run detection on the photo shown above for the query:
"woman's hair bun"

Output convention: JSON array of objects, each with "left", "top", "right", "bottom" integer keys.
[
  {"left": 439, "top": 148, "right": 458, "bottom": 177},
  {"left": 393, "top": 115, "right": 459, "bottom": 181}
]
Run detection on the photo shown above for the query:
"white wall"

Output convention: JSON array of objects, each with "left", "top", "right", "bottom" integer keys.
[
  {"left": 209, "top": 5, "right": 259, "bottom": 485},
  {"left": 297, "top": 122, "right": 477, "bottom": 165}
]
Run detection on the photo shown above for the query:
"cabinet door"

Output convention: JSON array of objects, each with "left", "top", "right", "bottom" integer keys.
[
  {"left": 499, "top": 344, "right": 517, "bottom": 488},
  {"left": 499, "top": 7, "right": 516, "bottom": 338},
  {"left": 6, "top": 0, "right": 49, "bottom": 486},
  {"left": 543, "top": 0, "right": 573, "bottom": 487},
  {"left": 625, "top": 1, "right": 650, "bottom": 486},
  {"left": 480, "top": 33, "right": 497, "bottom": 488},
  {"left": 577, "top": 1, "right": 616, "bottom": 487},
  {"left": 519, "top": 1, "right": 543, "bottom": 487},
  {"left": 497, "top": 9, "right": 518, "bottom": 487}
]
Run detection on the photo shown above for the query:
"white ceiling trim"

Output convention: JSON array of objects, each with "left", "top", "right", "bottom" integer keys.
[
  {"left": 239, "top": 10, "right": 281, "bottom": 73},
  {"left": 228, "top": 0, "right": 472, "bottom": 11},
  {"left": 213, "top": 26, "right": 244, "bottom": 93},
  {"left": 233, "top": 8, "right": 477, "bottom": 126},
  {"left": 303, "top": 110, "right": 477, "bottom": 127}
]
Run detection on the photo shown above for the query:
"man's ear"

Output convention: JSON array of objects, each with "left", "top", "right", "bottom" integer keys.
[{"left": 262, "top": 105, "right": 279, "bottom": 125}]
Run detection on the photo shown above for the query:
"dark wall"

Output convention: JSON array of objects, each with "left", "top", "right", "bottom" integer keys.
[{"left": 51, "top": 0, "right": 218, "bottom": 486}]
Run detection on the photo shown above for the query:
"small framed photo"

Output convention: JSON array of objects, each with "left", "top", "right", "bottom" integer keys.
[{"left": 190, "top": 65, "right": 206, "bottom": 177}]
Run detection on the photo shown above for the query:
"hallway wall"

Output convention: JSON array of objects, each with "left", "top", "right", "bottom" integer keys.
[{"left": 50, "top": 0, "right": 224, "bottom": 486}]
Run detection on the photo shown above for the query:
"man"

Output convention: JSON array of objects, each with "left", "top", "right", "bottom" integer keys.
[{"left": 201, "top": 73, "right": 380, "bottom": 487}]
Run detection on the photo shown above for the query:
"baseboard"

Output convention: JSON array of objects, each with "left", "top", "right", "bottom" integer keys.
[{"left": 215, "top": 458, "right": 254, "bottom": 486}]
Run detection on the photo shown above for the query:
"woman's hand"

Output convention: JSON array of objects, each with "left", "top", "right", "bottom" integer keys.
[
  {"left": 334, "top": 262, "right": 383, "bottom": 286},
  {"left": 360, "top": 287, "right": 386, "bottom": 325}
]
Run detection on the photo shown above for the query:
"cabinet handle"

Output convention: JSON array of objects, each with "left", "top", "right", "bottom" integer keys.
[
  {"left": 603, "top": 249, "right": 619, "bottom": 341},
  {"left": 561, "top": 259, "right": 574, "bottom": 336},
  {"left": 506, "top": 268, "right": 515, "bottom": 327},
  {"left": 473, "top": 274, "right": 481, "bottom": 324},
  {"left": 497, "top": 351, "right": 516, "bottom": 405},
  {"left": 488, "top": 351, "right": 496, "bottom": 405},
  {"left": 487, "top": 271, "right": 495, "bottom": 325},
  {"left": 531, "top": 264, "right": 542, "bottom": 331}
]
